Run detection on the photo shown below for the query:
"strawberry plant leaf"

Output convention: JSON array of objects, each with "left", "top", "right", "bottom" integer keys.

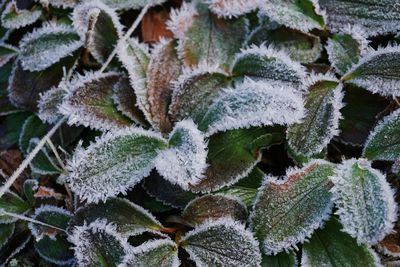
[
  {"left": 181, "top": 218, "right": 261, "bottom": 267},
  {"left": 181, "top": 194, "right": 247, "bottom": 226},
  {"left": 1, "top": 2, "right": 42, "bottom": 29},
  {"left": 205, "top": 0, "right": 258, "bottom": 18},
  {"left": 34, "top": 235, "right": 75, "bottom": 266},
  {"left": 18, "top": 115, "right": 48, "bottom": 155},
  {"left": 66, "top": 127, "right": 167, "bottom": 203},
  {"left": 250, "top": 160, "right": 335, "bottom": 255},
  {"left": 19, "top": 23, "right": 82, "bottom": 72},
  {"left": 0, "top": 191, "right": 30, "bottom": 224},
  {"left": 0, "top": 223, "right": 15, "bottom": 250},
  {"left": 0, "top": 44, "right": 18, "bottom": 68},
  {"left": 331, "top": 158, "right": 397, "bottom": 245},
  {"left": 363, "top": 109, "right": 400, "bottom": 161}
]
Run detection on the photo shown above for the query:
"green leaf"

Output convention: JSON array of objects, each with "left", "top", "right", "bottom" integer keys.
[
  {"left": 287, "top": 75, "right": 344, "bottom": 157},
  {"left": 302, "top": 217, "right": 381, "bottom": 267},
  {"left": 205, "top": 0, "right": 258, "bottom": 18},
  {"left": 247, "top": 24, "right": 322, "bottom": 63},
  {"left": 19, "top": 23, "right": 82, "bottom": 72},
  {"left": 319, "top": 0, "right": 400, "bottom": 36},
  {"left": 258, "top": 0, "right": 325, "bottom": 32},
  {"left": 262, "top": 252, "right": 297, "bottom": 267},
  {"left": 0, "top": 191, "right": 30, "bottom": 224},
  {"left": 1, "top": 2, "right": 42, "bottom": 29},
  {"left": 363, "top": 109, "right": 400, "bottom": 161},
  {"left": 0, "top": 62, "right": 20, "bottom": 117},
  {"left": 71, "top": 198, "right": 164, "bottom": 236},
  {"left": 342, "top": 46, "right": 400, "bottom": 97},
  {"left": 35, "top": 235, "right": 74, "bottom": 265},
  {"left": 331, "top": 158, "right": 397, "bottom": 245},
  {"left": 60, "top": 71, "right": 132, "bottom": 131},
  {"left": 198, "top": 79, "right": 305, "bottom": 136},
  {"left": 101, "top": 0, "right": 166, "bottom": 10},
  {"left": 181, "top": 194, "right": 247, "bottom": 226},
  {"left": 250, "top": 160, "right": 335, "bottom": 255},
  {"left": 0, "top": 221, "right": 31, "bottom": 264},
  {"left": 18, "top": 115, "right": 48, "bottom": 155},
  {"left": 23, "top": 179, "right": 38, "bottom": 206},
  {"left": 27, "top": 138, "right": 62, "bottom": 175},
  {"left": 69, "top": 220, "right": 130, "bottom": 267},
  {"left": 0, "top": 44, "right": 18, "bottom": 68},
  {"left": 169, "top": 66, "right": 230, "bottom": 124},
  {"left": 0, "top": 112, "right": 31, "bottom": 150},
  {"left": 232, "top": 45, "right": 306, "bottom": 90},
  {"left": 121, "top": 239, "right": 179, "bottom": 267},
  {"left": 37, "top": 82, "right": 66, "bottom": 124},
  {"left": 66, "top": 127, "right": 168, "bottom": 203},
  {"left": 0, "top": 223, "right": 15, "bottom": 250},
  {"left": 181, "top": 219, "right": 261, "bottom": 267}
]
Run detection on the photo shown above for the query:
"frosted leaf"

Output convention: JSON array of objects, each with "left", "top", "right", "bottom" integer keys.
[
  {"left": 38, "top": 83, "right": 66, "bottom": 124},
  {"left": 258, "top": 0, "right": 325, "bottom": 32},
  {"left": 232, "top": 45, "right": 307, "bottom": 90},
  {"left": 363, "top": 109, "right": 400, "bottom": 161},
  {"left": 112, "top": 75, "right": 148, "bottom": 127},
  {"left": 69, "top": 220, "right": 130, "bottom": 267},
  {"left": 262, "top": 252, "right": 297, "bottom": 267},
  {"left": 181, "top": 218, "right": 261, "bottom": 267},
  {"left": 155, "top": 119, "right": 208, "bottom": 190},
  {"left": 72, "top": 0, "right": 123, "bottom": 63},
  {"left": 27, "top": 138, "right": 62, "bottom": 175},
  {"left": 34, "top": 235, "right": 75, "bottom": 266},
  {"left": 203, "top": 0, "right": 258, "bottom": 18},
  {"left": 181, "top": 194, "right": 247, "bottom": 226},
  {"left": 71, "top": 197, "right": 164, "bottom": 236},
  {"left": 100, "top": 0, "right": 166, "bottom": 10},
  {"left": 60, "top": 71, "right": 132, "bottom": 131},
  {"left": 1, "top": 1, "right": 42, "bottom": 29},
  {"left": 326, "top": 26, "right": 369, "bottom": 75},
  {"left": 331, "top": 158, "right": 397, "bottom": 245},
  {"left": 287, "top": 75, "right": 344, "bottom": 157},
  {"left": 0, "top": 43, "right": 18, "bottom": 68},
  {"left": 246, "top": 24, "right": 322, "bottom": 64},
  {"left": 319, "top": 0, "right": 400, "bottom": 37},
  {"left": 19, "top": 23, "right": 82, "bottom": 72},
  {"left": 117, "top": 38, "right": 153, "bottom": 126},
  {"left": 121, "top": 239, "right": 180, "bottom": 267},
  {"left": 19, "top": 115, "right": 48, "bottom": 155},
  {"left": 342, "top": 45, "right": 400, "bottom": 97},
  {"left": 167, "top": 2, "right": 198, "bottom": 39},
  {"left": 65, "top": 127, "right": 167, "bottom": 203},
  {"left": 302, "top": 217, "right": 382, "bottom": 267},
  {"left": 250, "top": 160, "right": 335, "bottom": 255},
  {"left": 46, "top": 0, "right": 78, "bottom": 8},
  {"left": 28, "top": 205, "right": 71, "bottom": 241},
  {"left": 169, "top": 63, "right": 230, "bottom": 124},
  {"left": 0, "top": 223, "right": 15, "bottom": 250},
  {"left": 176, "top": 2, "right": 248, "bottom": 69},
  {"left": 199, "top": 79, "right": 305, "bottom": 136},
  {"left": 147, "top": 39, "right": 181, "bottom": 133},
  {"left": 0, "top": 191, "right": 30, "bottom": 224},
  {"left": 190, "top": 128, "right": 282, "bottom": 193}
]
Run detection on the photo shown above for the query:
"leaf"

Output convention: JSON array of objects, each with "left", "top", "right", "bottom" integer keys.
[
  {"left": 28, "top": 205, "right": 71, "bottom": 241},
  {"left": 205, "top": 0, "right": 258, "bottom": 18},
  {"left": 34, "top": 235, "right": 75, "bottom": 266},
  {"left": 247, "top": 24, "right": 322, "bottom": 63},
  {"left": 47, "top": 0, "right": 79, "bottom": 8},
  {"left": 176, "top": 2, "right": 248, "bottom": 69},
  {"left": 232, "top": 45, "right": 307, "bottom": 90},
  {"left": 71, "top": 197, "right": 164, "bottom": 236},
  {"left": 287, "top": 75, "right": 344, "bottom": 157},
  {"left": 181, "top": 218, "right": 261, "bottom": 267},
  {"left": 331, "top": 158, "right": 397, "bottom": 245},
  {"left": 342, "top": 46, "right": 400, "bottom": 97},
  {"left": 155, "top": 119, "right": 208, "bottom": 190},
  {"left": 0, "top": 112, "right": 31, "bottom": 150},
  {"left": 181, "top": 194, "right": 247, "bottom": 226},
  {"left": 27, "top": 138, "right": 62, "bottom": 175},
  {"left": 0, "top": 221, "right": 31, "bottom": 264},
  {"left": 1, "top": 1, "right": 42, "bottom": 29},
  {"left": 101, "top": 0, "right": 167, "bottom": 10},
  {"left": 19, "top": 23, "right": 82, "bottom": 72},
  {"left": 23, "top": 179, "right": 38, "bottom": 205},
  {"left": 60, "top": 71, "right": 132, "bottom": 131},
  {"left": 69, "top": 219, "right": 130, "bottom": 267},
  {"left": 167, "top": 2, "right": 198, "bottom": 40},
  {"left": 0, "top": 191, "right": 30, "bottom": 224},
  {"left": 0, "top": 62, "right": 20, "bottom": 117},
  {"left": 326, "top": 27, "right": 368, "bottom": 75},
  {"left": 262, "top": 252, "right": 297, "bottom": 267},
  {"left": 258, "top": 0, "right": 325, "bottom": 32},
  {"left": 0, "top": 44, "right": 18, "bottom": 68},
  {"left": 66, "top": 127, "right": 167, "bottom": 203},
  {"left": 0, "top": 223, "right": 15, "bottom": 250},
  {"left": 319, "top": 0, "right": 400, "bottom": 37},
  {"left": 72, "top": 0, "right": 123, "bottom": 63},
  {"left": 146, "top": 39, "right": 181, "bottom": 132},
  {"left": 302, "top": 217, "right": 382, "bottom": 267},
  {"left": 363, "top": 109, "right": 400, "bottom": 161},
  {"left": 18, "top": 115, "right": 47, "bottom": 155},
  {"left": 250, "top": 160, "right": 335, "bottom": 255},
  {"left": 121, "top": 239, "right": 179, "bottom": 267},
  {"left": 37, "top": 83, "right": 66, "bottom": 124},
  {"left": 169, "top": 64, "right": 230, "bottom": 124},
  {"left": 198, "top": 79, "right": 305, "bottom": 136},
  {"left": 190, "top": 127, "right": 283, "bottom": 193}
]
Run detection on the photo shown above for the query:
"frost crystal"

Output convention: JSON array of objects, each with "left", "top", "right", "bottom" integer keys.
[
  {"left": 19, "top": 23, "right": 82, "bottom": 72},
  {"left": 45, "top": 0, "right": 78, "bottom": 8},
  {"left": 66, "top": 127, "right": 167, "bottom": 203},
  {"left": 167, "top": 2, "right": 198, "bottom": 39},
  {"left": 181, "top": 218, "right": 261, "bottom": 267},
  {"left": 199, "top": 78, "right": 305, "bottom": 136},
  {"left": 1, "top": 1, "right": 42, "bottom": 29},
  {"left": 203, "top": 0, "right": 258, "bottom": 18},
  {"left": 155, "top": 119, "right": 208, "bottom": 190},
  {"left": 331, "top": 158, "right": 398, "bottom": 245},
  {"left": 38, "top": 83, "right": 67, "bottom": 124}
]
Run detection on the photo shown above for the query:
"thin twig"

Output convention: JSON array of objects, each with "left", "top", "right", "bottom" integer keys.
[{"left": 46, "top": 139, "right": 66, "bottom": 171}]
